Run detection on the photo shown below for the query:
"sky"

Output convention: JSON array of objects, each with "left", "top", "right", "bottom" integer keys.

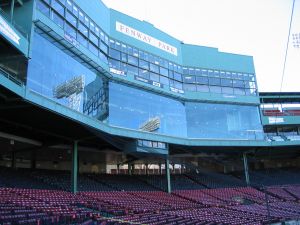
[{"left": 102, "top": 0, "right": 300, "bottom": 92}]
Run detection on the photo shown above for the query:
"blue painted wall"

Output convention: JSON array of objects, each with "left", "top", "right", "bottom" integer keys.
[{"left": 181, "top": 44, "right": 255, "bottom": 73}]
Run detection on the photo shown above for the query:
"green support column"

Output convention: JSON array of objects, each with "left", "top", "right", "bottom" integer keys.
[
  {"left": 145, "top": 164, "right": 149, "bottom": 175},
  {"left": 10, "top": 0, "right": 15, "bottom": 21},
  {"left": 243, "top": 153, "right": 250, "bottom": 186},
  {"left": 165, "top": 158, "right": 171, "bottom": 193},
  {"left": 71, "top": 141, "right": 78, "bottom": 194},
  {"left": 128, "top": 163, "right": 132, "bottom": 175},
  {"left": 159, "top": 164, "right": 162, "bottom": 175},
  {"left": 117, "top": 164, "right": 120, "bottom": 174}
]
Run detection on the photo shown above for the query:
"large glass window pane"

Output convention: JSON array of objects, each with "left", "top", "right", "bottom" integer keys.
[
  {"left": 197, "top": 85, "right": 209, "bottom": 92},
  {"left": 65, "top": 22, "right": 76, "bottom": 38},
  {"left": 127, "top": 65, "right": 138, "bottom": 75},
  {"left": 160, "top": 76, "right": 169, "bottom": 85},
  {"left": 209, "top": 77, "right": 220, "bottom": 86},
  {"left": 109, "top": 49, "right": 121, "bottom": 60},
  {"left": 184, "top": 75, "right": 195, "bottom": 83},
  {"left": 78, "top": 22, "right": 88, "bottom": 36},
  {"left": 222, "top": 87, "right": 234, "bottom": 94},
  {"left": 89, "top": 43, "right": 98, "bottom": 56},
  {"left": 233, "top": 80, "right": 244, "bottom": 88},
  {"left": 109, "top": 82, "right": 187, "bottom": 137},
  {"left": 128, "top": 55, "right": 138, "bottom": 66},
  {"left": 210, "top": 86, "right": 222, "bottom": 93},
  {"left": 173, "top": 72, "right": 182, "bottom": 82},
  {"left": 89, "top": 32, "right": 98, "bottom": 46},
  {"left": 66, "top": 10, "right": 77, "bottom": 27},
  {"left": 51, "top": 11, "right": 64, "bottom": 28},
  {"left": 36, "top": 0, "right": 50, "bottom": 17},
  {"left": 221, "top": 79, "right": 232, "bottom": 87},
  {"left": 149, "top": 63, "right": 159, "bottom": 73},
  {"left": 139, "top": 59, "right": 149, "bottom": 70},
  {"left": 109, "top": 59, "right": 120, "bottom": 69},
  {"left": 77, "top": 32, "right": 88, "bottom": 47},
  {"left": 52, "top": 0, "right": 64, "bottom": 16},
  {"left": 184, "top": 84, "right": 197, "bottom": 92},
  {"left": 150, "top": 72, "right": 159, "bottom": 82},
  {"left": 139, "top": 69, "right": 149, "bottom": 79},
  {"left": 160, "top": 67, "right": 168, "bottom": 77},
  {"left": 185, "top": 103, "right": 263, "bottom": 140},
  {"left": 27, "top": 32, "right": 108, "bottom": 119},
  {"left": 197, "top": 76, "right": 208, "bottom": 84},
  {"left": 100, "top": 41, "right": 108, "bottom": 54}
]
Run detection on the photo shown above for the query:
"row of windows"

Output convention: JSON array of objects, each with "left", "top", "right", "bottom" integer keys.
[
  {"left": 37, "top": 0, "right": 109, "bottom": 62},
  {"left": 37, "top": 0, "right": 257, "bottom": 96},
  {"left": 109, "top": 39, "right": 256, "bottom": 82}
]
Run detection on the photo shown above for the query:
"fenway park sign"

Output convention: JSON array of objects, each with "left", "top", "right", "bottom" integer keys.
[{"left": 116, "top": 21, "right": 178, "bottom": 56}]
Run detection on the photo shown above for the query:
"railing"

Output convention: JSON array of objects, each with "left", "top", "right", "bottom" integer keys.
[
  {"left": 0, "top": 67, "right": 23, "bottom": 86},
  {"left": 0, "top": 7, "right": 28, "bottom": 40}
]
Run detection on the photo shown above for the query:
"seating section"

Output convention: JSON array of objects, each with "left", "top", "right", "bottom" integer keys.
[
  {"left": 1, "top": 167, "right": 300, "bottom": 224},
  {"left": 186, "top": 171, "right": 246, "bottom": 189},
  {"left": 248, "top": 168, "right": 300, "bottom": 186}
]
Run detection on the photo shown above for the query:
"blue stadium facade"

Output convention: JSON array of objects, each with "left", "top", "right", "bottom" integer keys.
[{"left": 1, "top": 0, "right": 300, "bottom": 192}]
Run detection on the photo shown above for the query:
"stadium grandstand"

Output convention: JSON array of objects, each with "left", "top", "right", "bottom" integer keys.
[{"left": 0, "top": 0, "right": 299, "bottom": 224}]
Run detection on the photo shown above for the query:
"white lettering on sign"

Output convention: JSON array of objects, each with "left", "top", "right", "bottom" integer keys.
[
  {"left": 268, "top": 117, "right": 284, "bottom": 124},
  {"left": 0, "top": 15, "right": 20, "bottom": 45},
  {"left": 116, "top": 21, "right": 178, "bottom": 56}
]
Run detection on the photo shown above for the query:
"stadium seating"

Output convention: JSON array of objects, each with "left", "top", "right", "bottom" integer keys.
[{"left": 1, "top": 166, "right": 300, "bottom": 224}]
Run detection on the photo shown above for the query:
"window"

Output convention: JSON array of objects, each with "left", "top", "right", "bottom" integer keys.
[
  {"left": 197, "top": 76, "right": 208, "bottom": 84},
  {"left": 150, "top": 72, "right": 159, "bottom": 82},
  {"left": 37, "top": 0, "right": 50, "bottom": 17},
  {"left": 100, "top": 41, "right": 108, "bottom": 54},
  {"left": 139, "top": 59, "right": 149, "bottom": 70},
  {"left": 149, "top": 63, "right": 159, "bottom": 73},
  {"left": 77, "top": 32, "right": 87, "bottom": 47},
  {"left": 221, "top": 79, "right": 232, "bottom": 87},
  {"left": 209, "top": 77, "right": 220, "bottom": 86},
  {"left": 65, "top": 22, "right": 76, "bottom": 38},
  {"left": 160, "top": 67, "right": 168, "bottom": 77},
  {"left": 89, "top": 43, "right": 98, "bottom": 56},
  {"left": 66, "top": 0, "right": 72, "bottom": 11},
  {"left": 52, "top": 0, "right": 64, "bottom": 16},
  {"left": 109, "top": 59, "right": 120, "bottom": 69},
  {"left": 127, "top": 65, "right": 138, "bottom": 75},
  {"left": 52, "top": 11, "right": 64, "bottom": 28},
  {"left": 72, "top": 5, "right": 78, "bottom": 17},
  {"left": 79, "top": 10, "right": 84, "bottom": 22},
  {"left": 121, "top": 53, "right": 127, "bottom": 62},
  {"left": 128, "top": 55, "right": 138, "bottom": 66},
  {"left": 222, "top": 87, "right": 234, "bottom": 94},
  {"left": 184, "top": 75, "right": 195, "bottom": 83},
  {"left": 173, "top": 72, "right": 182, "bottom": 81},
  {"left": 160, "top": 76, "right": 169, "bottom": 85},
  {"left": 78, "top": 22, "right": 88, "bottom": 36},
  {"left": 233, "top": 80, "right": 244, "bottom": 88},
  {"left": 197, "top": 84, "right": 209, "bottom": 92},
  {"left": 89, "top": 32, "right": 98, "bottom": 45},
  {"left": 139, "top": 69, "right": 149, "bottom": 79},
  {"left": 184, "top": 84, "right": 197, "bottom": 92},
  {"left": 189, "top": 68, "right": 195, "bottom": 75},
  {"left": 109, "top": 49, "right": 120, "bottom": 60},
  {"left": 66, "top": 10, "right": 77, "bottom": 27},
  {"left": 210, "top": 86, "right": 222, "bottom": 93},
  {"left": 170, "top": 80, "right": 183, "bottom": 89}
]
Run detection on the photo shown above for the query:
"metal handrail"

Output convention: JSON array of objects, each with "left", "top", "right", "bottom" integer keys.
[{"left": 0, "top": 66, "right": 23, "bottom": 86}]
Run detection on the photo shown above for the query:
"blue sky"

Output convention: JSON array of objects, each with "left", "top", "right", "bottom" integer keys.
[{"left": 102, "top": 0, "right": 300, "bottom": 92}]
